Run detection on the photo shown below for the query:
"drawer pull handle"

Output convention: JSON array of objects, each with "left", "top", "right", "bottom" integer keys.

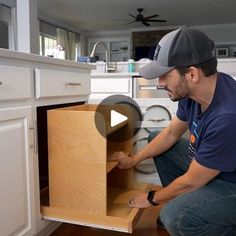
[
  {"left": 148, "top": 118, "right": 166, "bottom": 122},
  {"left": 65, "top": 82, "right": 81, "bottom": 86},
  {"left": 0, "top": 81, "right": 2, "bottom": 85},
  {"left": 139, "top": 85, "right": 165, "bottom": 90}
]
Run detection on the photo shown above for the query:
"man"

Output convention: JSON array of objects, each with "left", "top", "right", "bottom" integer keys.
[{"left": 111, "top": 27, "right": 236, "bottom": 235}]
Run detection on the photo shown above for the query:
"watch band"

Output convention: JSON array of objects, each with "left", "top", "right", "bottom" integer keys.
[{"left": 147, "top": 190, "right": 159, "bottom": 206}]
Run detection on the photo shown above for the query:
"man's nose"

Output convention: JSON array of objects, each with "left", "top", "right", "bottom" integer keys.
[{"left": 158, "top": 77, "right": 166, "bottom": 87}]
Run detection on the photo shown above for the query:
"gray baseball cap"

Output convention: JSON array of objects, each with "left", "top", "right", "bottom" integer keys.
[{"left": 138, "top": 27, "right": 215, "bottom": 80}]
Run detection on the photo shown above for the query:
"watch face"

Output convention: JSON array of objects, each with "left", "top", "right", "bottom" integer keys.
[{"left": 143, "top": 105, "right": 172, "bottom": 133}]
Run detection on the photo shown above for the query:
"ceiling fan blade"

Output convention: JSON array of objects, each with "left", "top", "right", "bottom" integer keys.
[
  {"left": 146, "top": 19, "right": 167, "bottom": 22},
  {"left": 124, "top": 21, "right": 136, "bottom": 25},
  {"left": 128, "top": 13, "right": 136, "bottom": 19},
  {"left": 143, "top": 14, "right": 159, "bottom": 20},
  {"left": 142, "top": 20, "right": 150, "bottom": 26}
]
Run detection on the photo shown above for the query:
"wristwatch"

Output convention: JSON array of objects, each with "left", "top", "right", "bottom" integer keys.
[{"left": 147, "top": 190, "right": 159, "bottom": 206}]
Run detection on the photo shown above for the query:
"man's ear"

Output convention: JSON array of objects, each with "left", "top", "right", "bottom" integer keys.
[{"left": 187, "top": 66, "right": 200, "bottom": 84}]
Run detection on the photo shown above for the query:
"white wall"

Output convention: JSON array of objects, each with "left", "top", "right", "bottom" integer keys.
[
  {"left": 85, "top": 23, "right": 236, "bottom": 59},
  {"left": 86, "top": 23, "right": 236, "bottom": 45},
  {"left": 193, "top": 24, "right": 236, "bottom": 44}
]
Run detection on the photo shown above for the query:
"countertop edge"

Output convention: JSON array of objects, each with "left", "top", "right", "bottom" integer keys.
[
  {"left": 91, "top": 72, "right": 140, "bottom": 77},
  {"left": 0, "top": 48, "right": 95, "bottom": 70}
]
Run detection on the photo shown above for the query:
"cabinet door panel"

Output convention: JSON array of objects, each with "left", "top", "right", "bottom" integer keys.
[{"left": 0, "top": 107, "right": 34, "bottom": 236}]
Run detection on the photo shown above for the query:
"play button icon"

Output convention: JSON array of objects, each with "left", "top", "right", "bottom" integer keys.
[
  {"left": 111, "top": 110, "right": 128, "bottom": 127},
  {"left": 94, "top": 95, "right": 142, "bottom": 142}
]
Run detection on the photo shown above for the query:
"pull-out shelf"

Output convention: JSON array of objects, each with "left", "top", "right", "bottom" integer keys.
[{"left": 41, "top": 104, "right": 152, "bottom": 233}]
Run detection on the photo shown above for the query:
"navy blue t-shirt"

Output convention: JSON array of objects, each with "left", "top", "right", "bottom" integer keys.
[{"left": 176, "top": 72, "right": 236, "bottom": 182}]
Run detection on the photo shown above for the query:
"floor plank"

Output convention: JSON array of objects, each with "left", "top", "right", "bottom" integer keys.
[{"left": 50, "top": 205, "right": 170, "bottom": 236}]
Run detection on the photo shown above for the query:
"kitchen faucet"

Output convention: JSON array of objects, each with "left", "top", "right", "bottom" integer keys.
[{"left": 89, "top": 41, "right": 116, "bottom": 73}]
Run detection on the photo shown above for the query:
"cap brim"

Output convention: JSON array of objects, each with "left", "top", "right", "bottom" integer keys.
[{"left": 138, "top": 61, "right": 174, "bottom": 80}]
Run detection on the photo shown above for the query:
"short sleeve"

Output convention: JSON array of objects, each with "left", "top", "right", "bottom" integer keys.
[{"left": 196, "top": 114, "right": 236, "bottom": 172}]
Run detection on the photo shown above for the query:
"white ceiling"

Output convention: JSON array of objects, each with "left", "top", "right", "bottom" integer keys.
[
  {"left": 37, "top": 0, "right": 236, "bottom": 32},
  {"left": 6, "top": 0, "right": 236, "bottom": 32}
]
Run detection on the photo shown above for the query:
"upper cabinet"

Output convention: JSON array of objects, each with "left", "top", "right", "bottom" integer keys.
[{"left": 88, "top": 37, "right": 130, "bottom": 62}]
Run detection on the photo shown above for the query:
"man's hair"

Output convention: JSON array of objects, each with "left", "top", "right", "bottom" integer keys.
[{"left": 176, "top": 57, "right": 218, "bottom": 77}]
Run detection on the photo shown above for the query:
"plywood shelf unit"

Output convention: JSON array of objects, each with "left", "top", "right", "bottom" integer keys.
[{"left": 41, "top": 104, "right": 151, "bottom": 233}]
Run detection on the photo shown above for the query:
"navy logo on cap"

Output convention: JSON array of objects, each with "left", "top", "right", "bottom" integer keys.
[{"left": 153, "top": 44, "right": 161, "bottom": 61}]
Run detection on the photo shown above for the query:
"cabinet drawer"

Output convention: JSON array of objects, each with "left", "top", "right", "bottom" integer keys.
[
  {"left": 35, "top": 68, "right": 90, "bottom": 99},
  {"left": 0, "top": 65, "right": 32, "bottom": 100},
  {"left": 91, "top": 78, "right": 130, "bottom": 93}
]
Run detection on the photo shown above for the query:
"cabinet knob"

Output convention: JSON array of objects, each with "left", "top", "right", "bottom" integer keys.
[{"left": 0, "top": 81, "right": 2, "bottom": 85}]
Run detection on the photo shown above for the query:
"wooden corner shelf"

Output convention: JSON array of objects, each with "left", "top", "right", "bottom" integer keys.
[
  {"left": 107, "top": 161, "right": 119, "bottom": 173},
  {"left": 41, "top": 104, "right": 152, "bottom": 233}
]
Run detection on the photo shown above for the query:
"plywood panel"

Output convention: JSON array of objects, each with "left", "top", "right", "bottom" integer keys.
[{"left": 48, "top": 109, "right": 107, "bottom": 215}]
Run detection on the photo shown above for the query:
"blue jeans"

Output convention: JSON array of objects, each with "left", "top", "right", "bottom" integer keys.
[{"left": 148, "top": 131, "right": 236, "bottom": 236}]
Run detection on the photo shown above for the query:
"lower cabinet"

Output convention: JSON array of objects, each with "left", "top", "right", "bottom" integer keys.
[
  {"left": 0, "top": 106, "right": 35, "bottom": 236},
  {"left": 41, "top": 104, "right": 151, "bottom": 233}
]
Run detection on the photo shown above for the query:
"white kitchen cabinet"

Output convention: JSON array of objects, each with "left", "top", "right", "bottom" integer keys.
[
  {"left": 0, "top": 49, "right": 93, "bottom": 236},
  {"left": 0, "top": 106, "right": 35, "bottom": 236},
  {"left": 33, "top": 67, "right": 91, "bottom": 235},
  {"left": 0, "top": 64, "right": 35, "bottom": 236}
]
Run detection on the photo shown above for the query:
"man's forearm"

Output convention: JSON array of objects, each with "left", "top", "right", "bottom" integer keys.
[{"left": 153, "top": 175, "right": 198, "bottom": 204}]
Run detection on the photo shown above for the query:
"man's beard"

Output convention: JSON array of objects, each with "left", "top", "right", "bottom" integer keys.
[{"left": 165, "top": 77, "right": 190, "bottom": 102}]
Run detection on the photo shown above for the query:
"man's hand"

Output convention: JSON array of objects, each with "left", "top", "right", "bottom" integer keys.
[
  {"left": 109, "top": 151, "right": 134, "bottom": 169},
  {"left": 129, "top": 192, "right": 152, "bottom": 209}
]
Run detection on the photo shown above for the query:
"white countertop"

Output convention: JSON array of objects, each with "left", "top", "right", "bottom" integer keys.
[
  {"left": 91, "top": 72, "right": 140, "bottom": 77},
  {"left": 0, "top": 48, "right": 95, "bottom": 70}
]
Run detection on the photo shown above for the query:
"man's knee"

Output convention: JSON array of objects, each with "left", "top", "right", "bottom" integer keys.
[
  {"left": 160, "top": 201, "right": 180, "bottom": 234},
  {"left": 160, "top": 198, "right": 207, "bottom": 236}
]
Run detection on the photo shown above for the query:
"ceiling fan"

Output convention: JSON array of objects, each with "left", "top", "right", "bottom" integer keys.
[{"left": 125, "top": 8, "right": 167, "bottom": 26}]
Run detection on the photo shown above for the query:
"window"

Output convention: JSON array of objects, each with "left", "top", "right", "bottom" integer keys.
[
  {"left": 75, "top": 42, "right": 80, "bottom": 61},
  {"left": 39, "top": 34, "right": 57, "bottom": 57},
  {"left": 0, "top": 20, "right": 9, "bottom": 49},
  {"left": 39, "top": 21, "right": 81, "bottom": 61},
  {"left": 0, "top": 4, "right": 16, "bottom": 50}
]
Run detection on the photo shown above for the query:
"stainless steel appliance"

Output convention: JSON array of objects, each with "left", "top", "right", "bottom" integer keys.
[
  {"left": 133, "top": 76, "right": 175, "bottom": 185},
  {"left": 133, "top": 76, "right": 168, "bottom": 98}
]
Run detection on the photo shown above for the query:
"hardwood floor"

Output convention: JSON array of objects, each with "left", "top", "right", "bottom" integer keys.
[{"left": 50, "top": 205, "right": 170, "bottom": 236}]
